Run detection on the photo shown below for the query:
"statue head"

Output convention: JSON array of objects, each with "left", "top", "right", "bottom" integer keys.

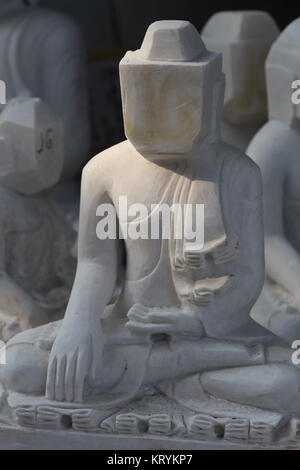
[
  {"left": 119, "top": 20, "right": 224, "bottom": 158},
  {"left": 0, "top": 98, "right": 63, "bottom": 195},
  {"left": 266, "top": 18, "right": 300, "bottom": 129},
  {"left": 202, "top": 11, "right": 279, "bottom": 127}
]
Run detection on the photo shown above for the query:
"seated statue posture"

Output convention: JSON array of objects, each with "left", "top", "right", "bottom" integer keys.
[
  {"left": 202, "top": 11, "right": 279, "bottom": 152},
  {"left": 0, "top": 97, "right": 76, "bottom": 341},
  {"left": 3, "top": 21, "right": 300, "bottom": 417},
  {"left": 0, "top": 0, "right": 90, "bottom": 179},
  {"left": 248, "top": 19, "right": 300, "bottom": 344}
]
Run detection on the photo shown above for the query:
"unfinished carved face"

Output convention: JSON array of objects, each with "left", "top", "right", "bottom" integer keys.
[
  {"left": 119, "top": 20, "right": 222, "bottom": 157},
  {"left": 202, "top": 11, "right": 279, "bottom": 127},
  {"left": 220, "top": 42, "right": 270, "bottom": 126},
  {"left": 120, "top": 62, "right": 214, "bottom": 155},
  {"left": 0, "top": 98, "right": 63, "bottom": 195}
]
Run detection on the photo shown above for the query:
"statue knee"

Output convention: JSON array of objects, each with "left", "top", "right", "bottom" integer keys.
[
  {"left": 201, "top": 364, "right": 300, "bottom": 412},
  {"left": 4, "top": 343, "right": 48, "bottom": 394}
]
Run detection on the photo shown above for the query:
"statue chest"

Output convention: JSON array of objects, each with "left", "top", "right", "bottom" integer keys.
[{"left": 115, "top": 157, "right": 238, "bottom": 284}]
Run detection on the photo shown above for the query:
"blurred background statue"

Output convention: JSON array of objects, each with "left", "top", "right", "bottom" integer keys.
[
  {"left": 0, "top": 0, "right": 90, "bottom": 180},
  {"left": 202, "top": 11, "right": 280, "bottom": 151},
  {"left": 248, "top": 19, "right": 300, "bottom": 344},
  {"left": 0, "top": 97, "right": 76, "bottom": 342}
]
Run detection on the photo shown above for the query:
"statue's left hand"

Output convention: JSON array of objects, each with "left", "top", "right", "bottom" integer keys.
[{"left": 126, "top": 305, "right": 204, "bottom": 336}]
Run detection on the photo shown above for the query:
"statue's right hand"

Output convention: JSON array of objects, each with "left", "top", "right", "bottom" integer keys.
[{"left": 46, "top": 319, "right": 102, "bottom": 403}]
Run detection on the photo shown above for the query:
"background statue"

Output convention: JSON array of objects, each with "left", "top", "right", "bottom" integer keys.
[
  {"left": 0, "top": 0, "right": 90, "bottom": 180},
  {"left": 202, "top": 11, "right": 279, "bottom": 151},
  {"left": 0, "top": 97, "right": 76, "bottom": 341},
  {"left": 248, "top": 19, "right": 300, "bottom": 344}
]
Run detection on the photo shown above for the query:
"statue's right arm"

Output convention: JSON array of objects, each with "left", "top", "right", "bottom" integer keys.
[
  {"left": 63, "top": 157, "right": 119, "bottom": 326},
  {"left": 46, "top": 156, "right": 119, "bottom": 403}
]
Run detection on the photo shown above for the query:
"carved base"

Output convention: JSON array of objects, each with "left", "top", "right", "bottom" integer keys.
[
  {"left": 2, "top": 391, "right": 300, "bottom": 449},
  {"left": 1, "top": 425, "right": 297, "bottom": 450}
]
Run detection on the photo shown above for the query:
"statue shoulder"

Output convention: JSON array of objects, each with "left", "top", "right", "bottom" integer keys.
[
  {"left": 82, "top": 140, "right": 134, "bottom": 185},
  {"left": 247, "top": 121, "right": 298, "bottom": 173}
]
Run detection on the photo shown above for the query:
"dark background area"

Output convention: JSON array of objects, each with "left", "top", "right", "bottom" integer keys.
[{"left": 39, "top": 1, "right": 300, "bottom": 51}]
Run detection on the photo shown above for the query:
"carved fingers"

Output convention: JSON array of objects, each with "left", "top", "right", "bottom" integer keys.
[
  {"left": 212, "top": 240, "right": 238, "bottom": 265},
  {"left": 127, "top": 304, "right": 153, "bottom": 324},
  {"left": 126, "top": 320, "right": 175, "bottom": 335},
  {"left": 183, "top": 250, "right": 206, "bottom": 269},
  {"left": 148, "top": 414, "right": 172, "bottom": 435},
  {"left": 127, "top": 304, "right": 176, "bottom": 335},
  {"left": 176, "top": 237, "right": 239, "bottom": 271},
  {"left": 115, "top": 414, "right": 141, "bottom": 434},
  {"left": 192, "top": 289, "right": 214, "bottom": 306},
  {"left": 46, "top": 333, "right": 95, "bottom": 403},
  {"left": 126, "top": 304, "right": 203, "bottom": 336},
  {"left": 64, "top": 352, "right": 77, "bottom": 402}
]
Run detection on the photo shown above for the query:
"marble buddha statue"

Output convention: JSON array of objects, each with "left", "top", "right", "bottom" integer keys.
[
  {"left": 0, "top": 97, "right": 76, "bottom": 342},
  {"left": 248, "top": 19, "right": 300, "bottom": 345},
  {"left": 0, "top": 0, "right": 90, "bottom": 179},
  {"left": 2, "top": 21, "right": 300, "bottom": 435},
  {"left": 202, "top": 11, "right": 279, "bottom": 151}
]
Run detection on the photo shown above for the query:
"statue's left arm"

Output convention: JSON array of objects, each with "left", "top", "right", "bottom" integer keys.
[{"left": 202, "top": 157, "right": 265, "bottom": 337}]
